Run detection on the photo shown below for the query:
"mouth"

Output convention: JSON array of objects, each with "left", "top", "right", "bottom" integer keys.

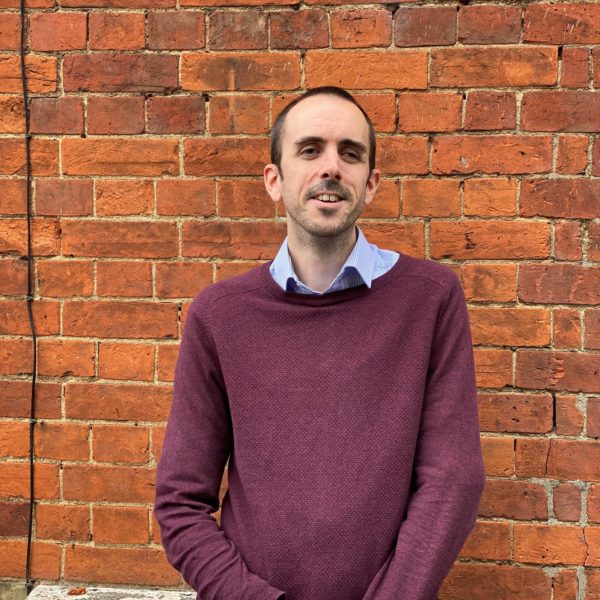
[{"left": 310, "top": 193, "right": 343, "bottom": 204}]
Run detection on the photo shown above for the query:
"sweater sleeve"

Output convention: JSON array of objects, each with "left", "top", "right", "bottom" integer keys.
[
  {"left": 361, "top": 274, "right": 486, "bottom": 600},
  {"left": 154, "top": 298, "right": 286, "bottom": 600}
]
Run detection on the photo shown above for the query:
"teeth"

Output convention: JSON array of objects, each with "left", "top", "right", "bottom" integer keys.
[{"left": 315, "top": 194, "right": 339, "bottom": 202}]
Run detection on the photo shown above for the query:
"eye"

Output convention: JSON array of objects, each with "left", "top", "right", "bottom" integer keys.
[
  {"left": 342, "top": 149, "right": 360, "bottom": 161},
  {"left": 300, "top": 146, "right": 319, "bottom": 157}
]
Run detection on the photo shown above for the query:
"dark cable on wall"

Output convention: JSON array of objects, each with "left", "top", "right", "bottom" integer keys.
[{"left": 19, "top": 0, "right": 37, "bottom": 594}]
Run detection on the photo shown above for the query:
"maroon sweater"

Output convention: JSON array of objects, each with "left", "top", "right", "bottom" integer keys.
[{"left": 154, "top": 253, "right": 485, "bottom": 600}]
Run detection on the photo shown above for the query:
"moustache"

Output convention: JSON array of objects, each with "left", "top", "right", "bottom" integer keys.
[{"left": 304, "top": 181, "right": 350, "bottom": 201}]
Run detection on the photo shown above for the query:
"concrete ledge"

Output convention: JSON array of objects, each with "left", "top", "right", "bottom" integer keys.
[{"left": 28, "top": 585, "right": 194, "bottom": 600}]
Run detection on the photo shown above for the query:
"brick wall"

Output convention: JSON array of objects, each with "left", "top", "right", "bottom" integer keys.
[{"left": 1, "top": 0, "right": 599, "bottom": 597}]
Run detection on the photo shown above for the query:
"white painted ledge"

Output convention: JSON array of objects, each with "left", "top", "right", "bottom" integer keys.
[{"left": 28, "top": 586, "right": 194, "bottom": 600}]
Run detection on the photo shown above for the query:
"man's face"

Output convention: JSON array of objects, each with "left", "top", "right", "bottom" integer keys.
[{"left": 264, "top": 95, "right": 380, "bottom": 244}]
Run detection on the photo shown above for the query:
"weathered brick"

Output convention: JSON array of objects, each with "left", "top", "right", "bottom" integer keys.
[
  {"left": 37, "top": 259, "right": 93, "bottom": 297},
  {"left": 524, "top": 3, "right": 600, "bottom": 44},
  {"left": 35, "top": 178, "right": 92, "bottom": 216},
  {"left": 147, "top": 11, "right": 205, "bottom": 50},
  {"left": 157, "top": 345, "right": 179, "bottom": 382},
  {"left": 522, "top": 91, "right": 600, "bottom": 132},
  {"left": 0, "top": 540, "right": 60, "bottom": 579},
  {"left": 394, "top": 6, "right": 456, "bottom": 47},
  {"left": 469, "top": 307, "right": 550, "bottom": 347},
  {"left": 431, "top": 47, "right": 557, "bottom": 88},
  {"left": 458, "top": 5, "right": 521, "bottom": 44},
  {"left": 155, "top": 261, "right": 213, "bottom": 298},
  {"left": 554, "top": 570, "right": 579, "bottom": 600},
  {"left": 554, "top": 221, "right": 582, "bottom": 261},
  {"left": 514, "top": 525, "right": 587, "bottom": 564},
  {"left": 209, "top": 10, "right": 267, "bottom": 50},
  {"left": 92, "top": 425, "right": 149, "bottom": 464},
  {"left": 36, "top": 504, "right": 90, "bottom": 542},
  {"left": 556, "top": 395, "right": 584, "bottom": 436},
  {"left": 215, "top": 261, "right": 265, "bottom": 282},
  {"left": 521, "top": 179, "right": 599, "bottom": 219},
  {"left": 98, "top": 341, "right": 154, "bottom": 380},
  {"left": 595, "top": 138, "right": 600, "bottom": 176},
  {"left": 459, "top": 521, "right": 511, "bottom": 561},
  {"left": 479, "top": 393, "right": 553, "bottom": 434},
  {"left": 0, "top": 138, "right": 59, "bottom": 176},
  {"left": 586, "top": 311, "right": 600, "bottom": 350},
  {"left": 0, "top": 502, "right": 29, "bottom": 536},
  {"left": 554, "top": 309, "right": 581, "bottom": 349},
  {"left": 62, "top": 301, "right": 177, "bottom": 338},
  {"left": 474, "top": 349, "right": 512, "bottom": 389},
  {"left": 95, "top": 179, "right": 154, "bottom": 216},
  {"left": 270, "top": 9, "right": 328, "bottom": 50},
  {"left": 0, "top": 299, "right": 59, "bottom": 335},
  {"left": 62, "top": 138, "right": 178, "bottom": 176},
  {"left": 182, "top": 52, "right": 300, "bottom": 91},
  {"left": 37, "top": 339, "right": 95, "bottom": 377},
  {"left": 29, "top": 12, "right": 87, "bottom": 51},
  {"left": 0, "top": 382, "right": 60, "bottom": 419},
  {"left": 0, "top": 54, "right": 56, "bottom": 93},
  {"left": 29, "top": 97, "right": 83, "bottom": 135},
  {"left": 402, "top": 178, "right": 460, "bottom": 217},
  {"left": 362, "top": 179, "right": 399, "bottom": 218},
  {"left": 594, "top": 48, "right": 600, "bottom": 89},
  {"left": 464, "top": 91, "right": 516, "bottom": 131},
  {"left": 398, "top": 92, "right": 462, "bottom": 133},
  {"left": 516, "top": 351, "right": 600, "bottom": 394},
  {"left": 88, "top": 12, "right": 144, "bottom": 50},
  {"left": 0, "top": 179, "right": 26, "bottom": 214},
  {"left": 479, "top": 479, "right": 547, "bottom": 520},
  {"left": 217, "top": 180, "right": 273, "bottom": 218},
  {"left": 553, "top": 483, "right": 581, "bottom": 522},
  {"left": 591, "top": 487, "right": 600, "bottom": 523},
  {"left": 63, "top": 54, "right": 178, "bottom": 93},
  {"left": 0, "top": 421, "right": 28, "bottom": 458},
  {"left": 0, "top": 13, "right": 19, "bottom": 50},
  {"left": 519, "top": 264, "right": 600, "bottom": 305},
  {"left": 590, "top": 223, "right": 600, "bottom": 262},
  {"left": 0, "top": 95, "right": 24, "bottom": 133},
  {"left": 147, "top": 95, "right": 205, "bottom": 134},
  {"left": 378, "top": 136, "right": 428, "bottom": 175},
  {"left": 157, "top": 178, "right": 215, "bottom": 216},
  {"left": 556, "top": 135, "right": 588, "bottom": 174},
  {"left": 360, "top": 223, "right": 425, "bottom": 258},
  {"left": 208, "top": 94, "right": 268, "bottom": 134},
  {"left": 0, "top": 462, "right": 58, "bottom": 499},
  {"left": 463, "top": 178, "right": 517, "bottom": 217},
  {"left": 462, "top": 264, "right": 516, "bottom": 303},
  {"left": 35, "top": 421, "right": 89, "bottom": 461},
  {"left": 96, "top": 261, "right": 153, "bottom": 297},
  {"left": 87, "top": 96, "right": 144, "bottom": 134},
  {"left": 93, "top": 506, "right": 149, "bottom": 543},
  {"left": 353, "top": 93, "right": 395, "bottom": 133},
  {"left": 305, "top": 50, "right": 427, "bottom": 90},
  {"left": 331, "top": 9, "right": 392, "bottom": 48},
  {"left": 62, "top": 0, "right": 174, "bottom": 7},
  {"left": 432, "top": 135, "right": 553, "bottom": 175},
  {"left": 0, "top": 258, "right": 27, "bottom": 295},
  {"left": 185, "top": 137, "right": 269, "bottom": 176},
  {"left": 1, "top": 219, "right": 60, "bottom": 257},
  {"left": 561, "top": 47, "right": 589, "bottom": 88}
]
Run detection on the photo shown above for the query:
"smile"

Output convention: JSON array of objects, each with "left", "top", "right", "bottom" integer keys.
[{"left": 312, "top": 194, "right": 342, "bottom": 203}]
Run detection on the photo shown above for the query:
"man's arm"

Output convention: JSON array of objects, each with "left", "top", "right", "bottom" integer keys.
[
  {"left": 154, "top": 298, "right": 286, "bottom": 600},
  {"left": 362, "top": 274, "right": 485, "bottom": 600}
]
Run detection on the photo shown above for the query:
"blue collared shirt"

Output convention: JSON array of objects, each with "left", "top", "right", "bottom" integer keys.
[{"left": 269, "top": 226, "right": 400, "bottom": 295}]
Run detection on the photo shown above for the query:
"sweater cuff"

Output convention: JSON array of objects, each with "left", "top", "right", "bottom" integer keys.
[{"left": 245, "top": 582, "right": 286, "bottom": 600}]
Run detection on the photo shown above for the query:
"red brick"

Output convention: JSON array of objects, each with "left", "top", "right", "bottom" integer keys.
[
  {"left": 554, "top": 570, "right": 578, "bottom": 600},
  {"left": 65, "top": 545, "right": 178, "bottom": 586},
  {"left": 156, "top": 262, "right": 213, "bottom": 298},
  {"left": 157, "top": 345, "right": 179, "bottom": 382},
  {"left": 0, "top": 540, "right": 60, "bottom": 579},
  {"left": 514, "top": 524, "right": 586, "bottom": 565},
  {"left": 93, "top": 506, "right": 149, "bottom": 543},
  {"left": 331, "top": 9, "right": 392, "bottom": 48},
  {"left": 147, "top": 95, "right": 205, "bottom": 134},
  {"left": 0, "top": 299, "right": 59, "bottom": 336},
  {"left": 555, "top": 394, "right": 584, "bottom": 436},
  {"left": 66, "top": 383, "right": 172, "bottom": 422},
  {"left": 402, "top": 178, "right": 459, "bottom": 217},
  {"left": 0, "top": 421, "right": 28, "bottom": 458},
  {"left": 88, "top": 12, "right": 144, "bottom": 50},
  {"left": 183, "top": 220, "right": 286, "bottom": 260},
  {"left": 458, "top": 5, "right": 521, "bottom": 44},
  {"left": 35, "top": 178, "right": 92, "bottom": 216},
  {"left": 36, "top": 421, "right": 89, "bottom": 461},
  {"left": 0, "top": 219, "right": 60, "bottom": 257},
  {"left": 521, "top": 179, "right": 599, "bottom": 219},
  {"left": 305, "top": 50, "right": 427, "bottom": 90},
  {"left": 591, "top": 485, "right": 600, "bottom": 523},
  {"left": 586, "top": 311, "right": 600, "bottom": 350},
  {"left": 0, "top": 258, "right": 27, "bottom": 295},
  {"left": 96, "top": 261, "right": 152, "bottom": 298},
  {"left": 151, "top": 426, "right": 166, "bottom": 462},
  {"left": 553, "top": 483, "right": 581, "bottom": 522},
  {"left": 92, "top": 425, "right": 149, "bottom": 464},
  {"left": 0, "top": 95, "right": 24, "bottom": 133},
  {"left": 556, "top": 135, "right": 589, "bottom": 174},
  {"left": 147, "top": 11, "right": 205, "bottom": 50},
  {"left": 362, "top": 179, "right": 399, "bottom": 218},
  {"left": 463, "top": 178, "right": 517, "bottom": 217},
  {"left": 474, "top": 349, "right": 513, "bottom": 389},
  {"left": 156, "top": 178, "right": 214, "bottom": 216},
  {"left": 462, "top": 264, "right": 516, "bottom": 303},
  {"left": 215, "top": 261, "right": 265, "bottom": 282},
  {"left": 591, "top": 223, "right": 600, "bottom": 262},
  {"left": 353, "top": 93, "right": 395, "bottom": 133},
  {"left": 95, "top": 179, "right": 153, "bottom": 216},
  {"left": 398, "top": 92, "right": 461, "bottom": 133},
  {"left": 62, "top": 0, "right": 174, "bottom": 7},
  {"left": 378, "top": 136, "right": 428, "bottom": 175},
  {"left": 459, "top": 521, "right": 510, "bottom": 561},
  {"left": 62, "top": 220, "right": 177, "bottom": 258},
  {"left": 63, "top": 301, "right": 177, "bottom": 339},
  {"left": 595, "top": 138, "right": 600, "bottom": 176},
  {"left": 479, "top": 393, "right": 553, "bottom": 434},
  {"left": 63, "top": 138, "right": 178, "bottom": 176},
  {"left": 217, "top": 179, "right": 275, "bottom": 218},
  {"left": 524, "top": 3, "right": 600, "bottom": 44},
  {"left": 37, "top": 259, "right": 93, "bottom": 297},
  {"left": 0, "top": 179, "right": 26, "bottom": 214},
  {"left": 29, "top": 12, "right": 86, "bottom": 51},
  {"left": 87, "top": 96, "right": 144, "bottom": 134},
  {"left": 359, "top": 223, "right": 425, "bottom": 258},
  {"left": 29, "top": 97, "right": 83, "bottom": 134},
  {"left": 182, "top": 0, "right": 294, "bottom": 3},
  {"left": 479, "top": 479, "right": 547, "bottom": 520},
  {"left": 182, "top": 52, "right": 299, "bottom": 91},
  {"left": 98, "top": 342, "right": 154, "bottom": 380},
  {"left": 209, "top": 10, "right": 267, "bottom": 50},
  {"left": 0, "top": 13, "right": 19, "bottom": 50},
  {"left": 516, "top": 351, "right": 600, "bottom": 394},
  {"left": 464, "top": 91, "right": 516, "bottom": 131},
  {"left": 555, "top": 221, "right": 582, "bottom": 261},
  {"left": 554, "top": 309, "right": 581, "bottom": 349},
  {"left": 0, "top": 502, "right": 29, "bottom": 536},
  {"left": 595, "top": 48, "right": 600, "bottom": 89},
  {"left": 38, "top": 339, "right": 95, "bottom": 377},
  {"left": 591, "top": 398, "right": 600, "bottom": 438},
  {"left": 270, "top": 9, "right": 328, "bottom": 49},
  {"left": 562, "top": 47, "right": 589, "bottom": 88},
  {"left": 394, "top": 6, "right": 456, "bottom": 47},
  {"left": 208, "top": 94, "right": 268, "bottom": 134},
  {"left": 0, "top": 54, "right": 57, "bottom": 94},
  {"left": 0, "top": 382, "right": 60, "bottom": 419},
  {"left": 431, "top": 220, "right": 549, "bottom": 260},
  {"left": 185, "top": 137, "right": 269, "bottom": 176},
  {"left": 522, "top": 91, "right": 600, "bottom": 132},
  {"left": 519, "top": 264, "right": 600, "bottom": 305},
  {"left": 431, "top": 47, "right": 557, "bottom": 88},
  {"left": 63, "top": 54, "right": 178, "bottom": 93},
  {"left": 432, "top": 135, "right": 552, "bottom": 175},
  {"left": 36, "top": 504, "right": 90, "bottom": 542},
  {"left": 480, "top": 436, "right": 513, "bottom": 478},
  {"left": 0, "top": 462, "right": 59, "bottom": 499},
  {"left": 469, "top": 307, "right": 550, "bottom": 347},
  {"left": 0, "top": 138, "right": 58, "bottom": 176}
]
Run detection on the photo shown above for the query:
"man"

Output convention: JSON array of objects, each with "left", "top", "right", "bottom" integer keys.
[{"left": 154, "top": 87, "right": 485, "bottom": 600}]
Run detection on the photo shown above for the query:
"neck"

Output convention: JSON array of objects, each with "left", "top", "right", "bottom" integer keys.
[{"left": 287, "top": 227, "right": 357, "bottom": 293}]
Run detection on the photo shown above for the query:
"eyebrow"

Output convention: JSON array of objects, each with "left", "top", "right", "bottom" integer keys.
[{"left": 294, "top": 136, "right": 367, "bottom": 155}]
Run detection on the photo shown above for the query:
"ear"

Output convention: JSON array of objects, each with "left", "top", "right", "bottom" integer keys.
[
  {"left": 364, "top": 168, "right": 380, "bottom": 206},
  {"left": 264, "top": 163, "right": 283, "bottom": 203}
]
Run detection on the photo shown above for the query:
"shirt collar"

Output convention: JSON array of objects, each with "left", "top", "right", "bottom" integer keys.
[{"left": 269, "top": 226, "right": 376, "bottom": 293}]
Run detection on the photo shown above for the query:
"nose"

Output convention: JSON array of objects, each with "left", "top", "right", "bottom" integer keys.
[{"left": 319, "top": 148, "right": 342, "bottom": 181}]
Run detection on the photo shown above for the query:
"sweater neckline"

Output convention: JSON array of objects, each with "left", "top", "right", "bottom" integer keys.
[{"left": 260, "top": 252, "right": 408, "bottom": 306}]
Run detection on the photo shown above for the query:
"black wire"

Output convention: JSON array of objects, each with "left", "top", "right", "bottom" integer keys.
[{"left": 19, "top": 0, "right": 36, "bottom": 594}]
